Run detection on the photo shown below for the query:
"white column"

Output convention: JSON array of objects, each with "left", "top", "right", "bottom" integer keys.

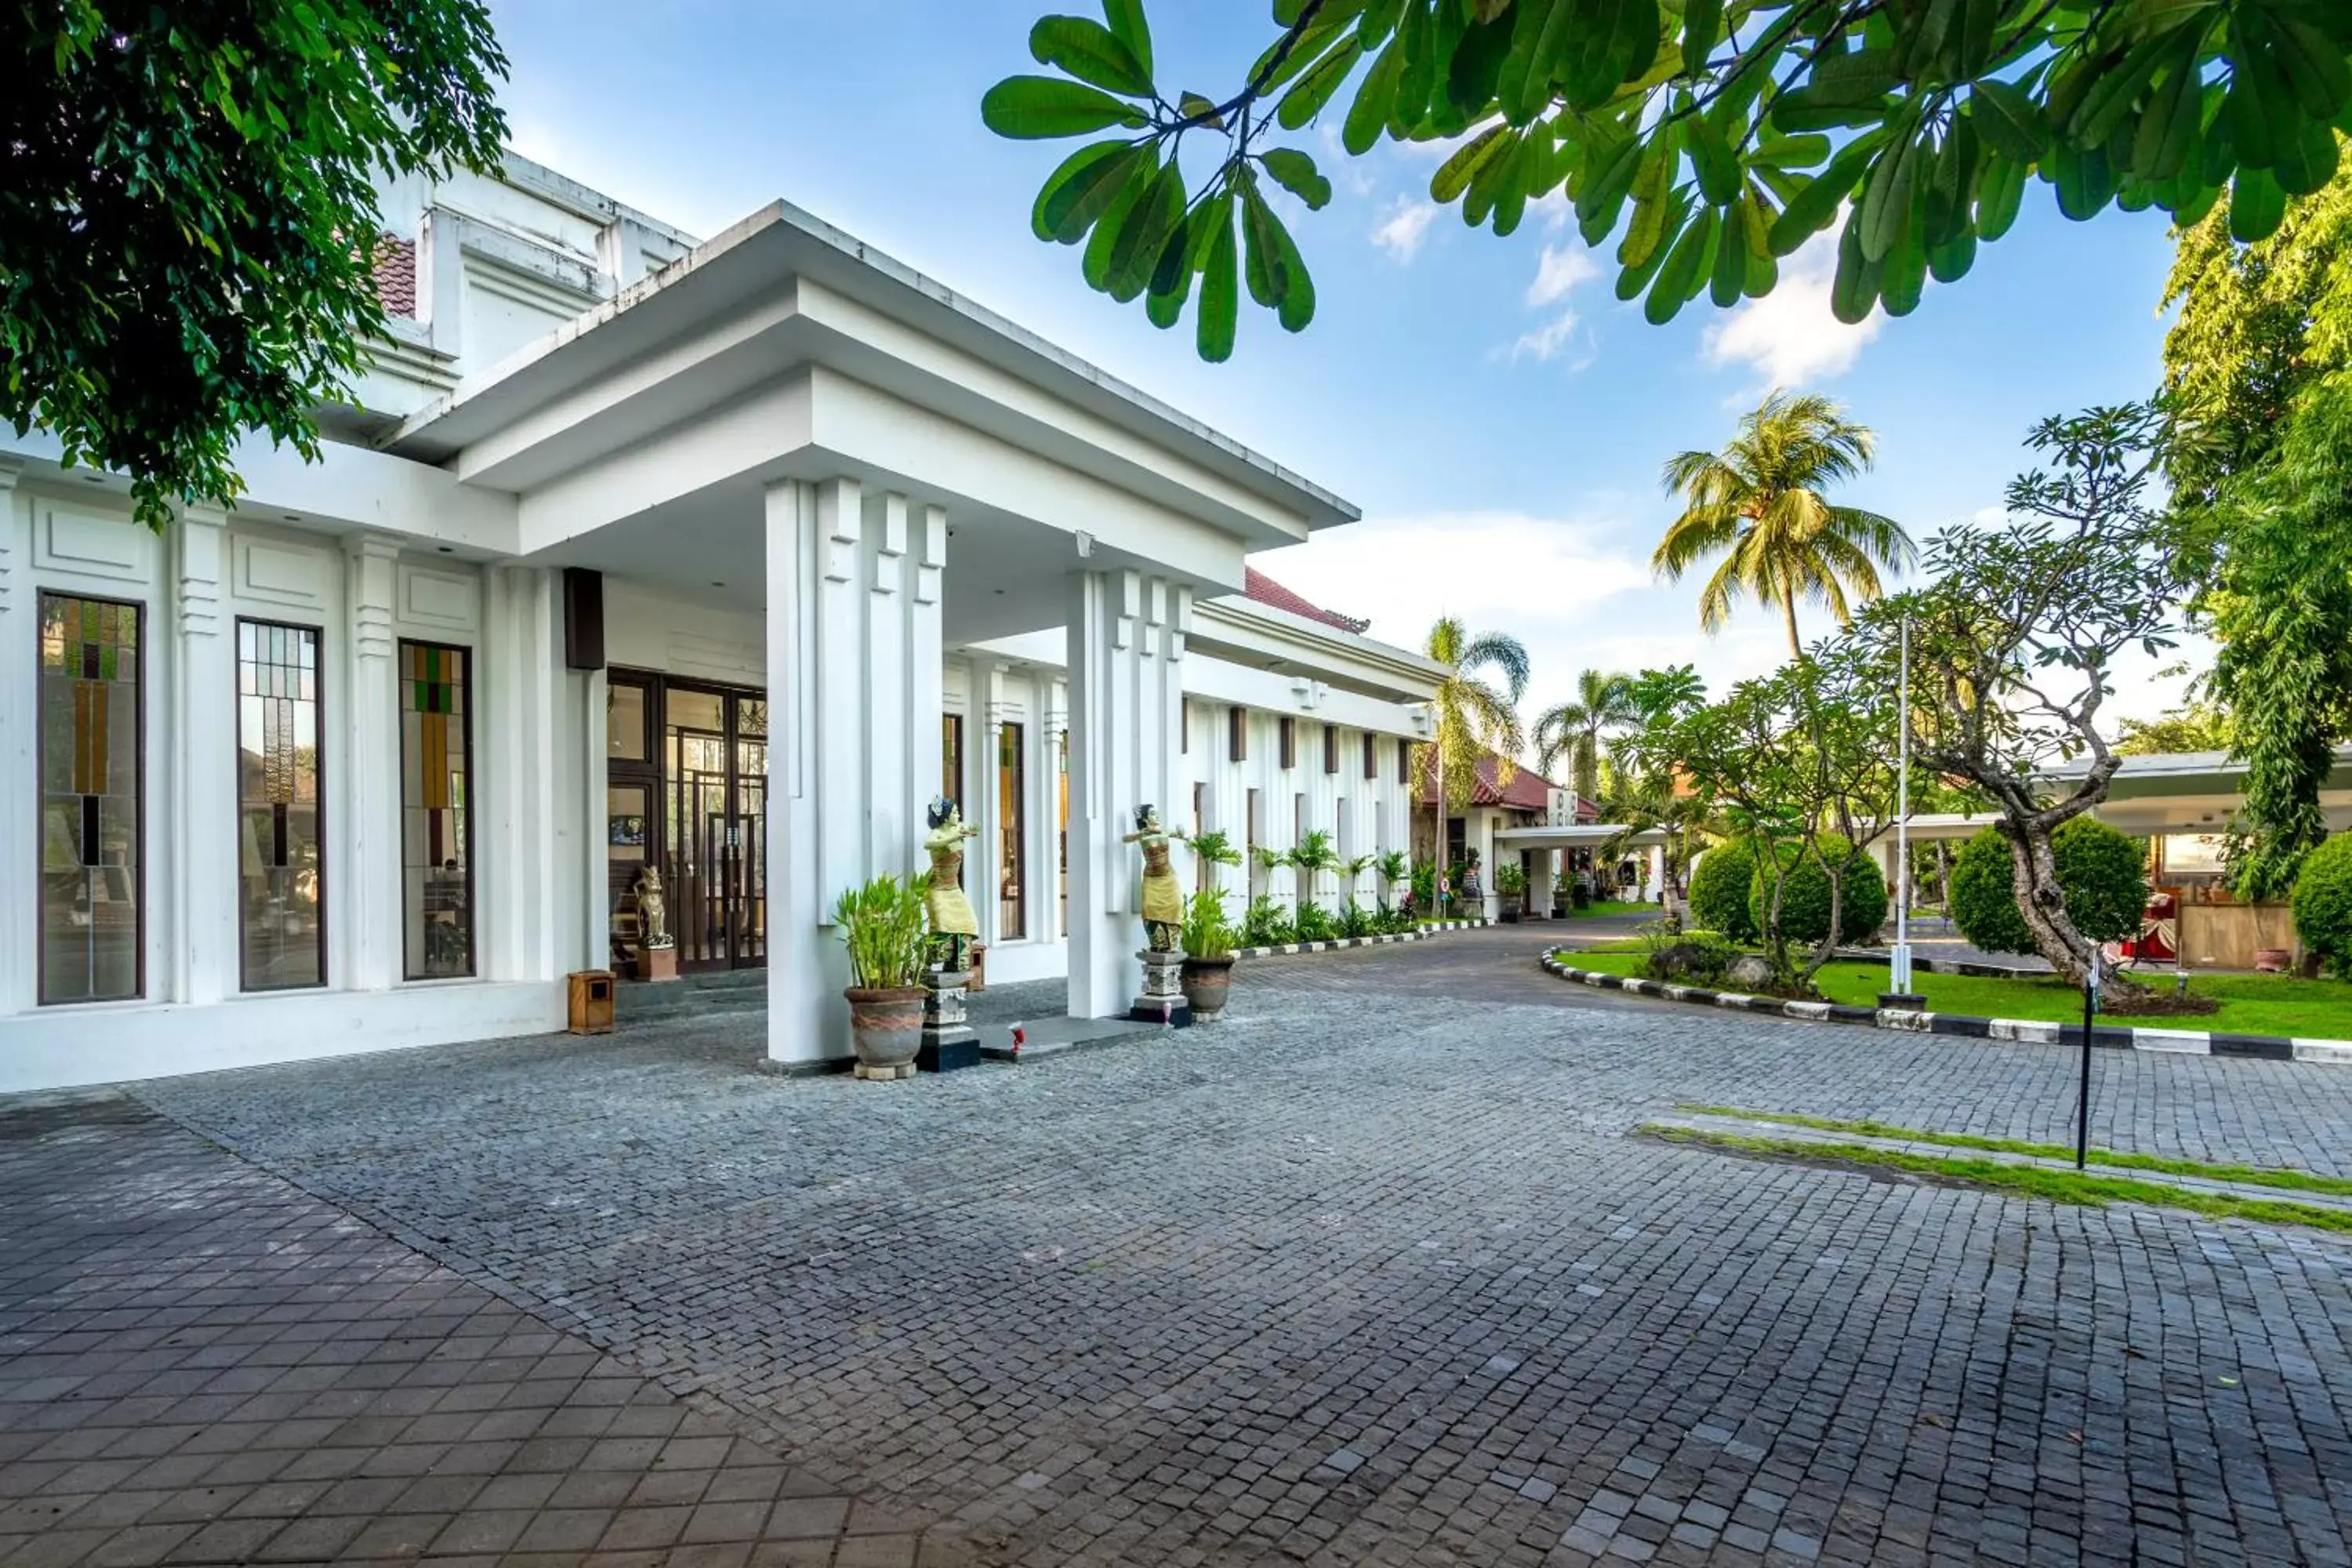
[
  {"left": 481, "top": 565, "right": 561, "bottom": 982},
  {"left": 1044, "top": 680, "right": 1069, "bottom": 945},
  {"left": 344, "top": 535, "right": 401, "bottom": 991},
  {"left": 0, "top": 464, "right": 28, "bottom": 1014},
  {"left": 582, "top": 665, "right": 609, "bottom": 974},
  {"left": 1066, "top": 568, "right": 1187, "bottom": 1018},
  {"left": 170, "top": 509, "right": 234, "bottom": 1004},
  {"left": 765, "top": 481, "right": 940, "bottom": 1066},
  {"left": 1530, "top": 848, "right": 1555, "bottom": 921},
  {"left": 1648, "top": 843, "right": 1667, "bottom": 903}
]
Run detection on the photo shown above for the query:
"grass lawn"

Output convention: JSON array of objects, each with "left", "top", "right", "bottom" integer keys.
[
  {"left": 1557, "top": 946, "right": 2352, "bottom": 1040},
  {"left": 1566, "top": 899, "right": 1657, "bottom": 918}
]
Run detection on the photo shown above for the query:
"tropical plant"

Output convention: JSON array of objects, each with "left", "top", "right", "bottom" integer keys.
[
  {"left": 1338, "top": 899, "right": 1375, "bottom": 938},
  {"left": 1376, "top": 849, "right": 1411, "bottom": 911},
  {"left": 1656, "top": 391, "right": 1913, "bottom": 658},
  {"left": 1950, "top": 821, "right": 2148, "bottom": 956},
  {"left": 1495, "top": 861, "right": 1527, "bottom": 895},
  {"left": 1252, "top": 842, "right": 1292, "bottom": 899},
  {"left": 1686, "top": 840, "right": 1761, "bottom": 944},
  {"left": 1181, "top": 887, "right": 1238, "bottom": 960},
  {"left": 1241, "top": 894, "right": 1296, "bottom": 949},
  {"left": 1341, "top": 852, "right": 1377, "bottom": 905},
  {"left": 982, "top": 3, "right": 2352, "bottom": 358},
  {"left": 1188, "top": 827, "right": 1244, "bottom": 890},
  {"left": 1533, "top": 669, "right": 1636, "bottom": 802},
  {"left": 2117, "top": 695, "right": 2236, "bottom": 757},
  {"left": 1870, "top": 404, "right": 2182, "bottom": 994},
  {"left": 832, "top": 874, "right": 931, "bottom": 990},
  {"left": 2292, "top": 833, "right": 2352, "bottom": 978},
  {"left": 1746, "top": 835, "right": 1889, "bottom": 948},
  {"left": 2163, "top": 157, "right": 2352, "bottom": 897},
  {"left": 1294, "top": 901, "right": 1338, "bottom": 942},
  {"left": 6, "top": 2, "right": 509, "bottom": 531},
  {"left": 1290, "top": 828, "right": 1341, "bottom": 906},
  {"left": 1417, "top": 615, "right": 1530, "bottom": 869}
]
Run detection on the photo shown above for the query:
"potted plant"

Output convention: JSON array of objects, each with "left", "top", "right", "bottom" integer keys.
[
  {"left": 833, "top": 873, "right": 930, "bottom": 1079},
  {"left": 1179, "top": 888, "right": 1239, "bottom": 1021},
  {"left": 1496, "top": 860, "right": 1527, "bottom": 923}
]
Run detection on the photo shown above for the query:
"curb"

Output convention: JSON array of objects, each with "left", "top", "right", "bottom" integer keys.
[
  {"left": 1537, "top": 953, "right": 2350, "bottom": 1065},
  {"left": 1236, "top": 920, "right": 1488, "bottom": 962}
]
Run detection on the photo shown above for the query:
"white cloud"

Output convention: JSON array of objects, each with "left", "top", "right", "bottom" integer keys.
[
  {"left": 1508, "top": 310, "right": 1584, "bottom": 364},
  {"left": 1526, "top": 244, "right": 1599, "bottom": 308},
  {"left": 1253, "top": 511, "right": 1651, "bottom": 636},
  {"left": 1372, "top": 197, "right": 1441, "bottom": 263},
  {"left": 1700, "top": 230, "right": 1882, "bottom": 388}
]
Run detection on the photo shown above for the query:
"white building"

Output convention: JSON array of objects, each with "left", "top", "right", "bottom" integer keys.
[{"left": 0, "top": 154, "right": 1443, "bottom": 1094}]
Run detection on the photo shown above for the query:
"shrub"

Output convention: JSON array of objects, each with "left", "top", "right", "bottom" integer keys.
[
  {"left": 1181, "top": 889, "right": 1236, "bottom": 960},
  {"left": 1338, "top": 900, "right": 1374, "bottom": 938},
  {"left": 1688, "top": 840, "right": 1761, "bottom": 942},
  {"left": 1748, "top": 834, "right": 1889, "bottom": 946},
  {"left": 1294, "top": 902, "right": 1337, "bottom": 943},
  {"left": 1950, "top": 820, "right": 2148, "bottom": 955},
  {"left": 2293, "top": 833, "right": 2352, "bottom": 977},
  {"left": 1240, "top": 895, "right": 1295, "bottom": 949}
]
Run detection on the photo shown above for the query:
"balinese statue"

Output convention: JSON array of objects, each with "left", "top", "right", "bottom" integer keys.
[
  {"left": 633, "top": 866, "right": 672, "bottom": 949},
  {"left": 923, "top": 798, "right": 982, "bottom": 971},
  {"left": 1121, "top": 804, "right": 1189, "bottom": 953}
]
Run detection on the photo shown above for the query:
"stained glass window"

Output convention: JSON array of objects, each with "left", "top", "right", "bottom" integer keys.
[
  {"left": 400, "top": 641, "right": 474, "bottom": 979},
  {"left": 238, "top": 621, "right": 325, "bottom": 990},
  {"left": 39, "top": 594, "right": 143, "bottom": 1003},
  {"left": 999, "top": 722, "right": 1025, "bottom": 940}
]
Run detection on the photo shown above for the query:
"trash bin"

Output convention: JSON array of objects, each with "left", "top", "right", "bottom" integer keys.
[{"left": 568, "top": 970, "right": 615, "bottom": 1034}]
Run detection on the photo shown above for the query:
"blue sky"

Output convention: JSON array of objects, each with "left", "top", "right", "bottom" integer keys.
[{"left": 487, "top": 0, "right": 2194, "bottom": 736}]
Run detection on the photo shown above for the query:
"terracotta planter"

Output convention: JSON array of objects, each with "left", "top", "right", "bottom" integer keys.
[
  {"left": 2254, "top": 948, "right": 2292, "bottom": 974},
  {"left": 1181, "top": 955, "right": 1237, "bottom": 1021},
  {"left": 844, "top": 986, "right": 925, "bottom": 1069}
]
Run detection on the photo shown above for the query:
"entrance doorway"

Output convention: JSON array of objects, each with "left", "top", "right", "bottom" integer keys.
[{"left": 608, "top": 672, "right": 767, "bottom": 973}]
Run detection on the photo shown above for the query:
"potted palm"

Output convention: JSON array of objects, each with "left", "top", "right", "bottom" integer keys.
[
  {"left": 833, "top": 873, "right": 930, "bottom": 1080},
  {"left": 1496, "top": 861, "right": 1527, "bottom": 923},
  {"left": 1179, "top": 888, "right": 1239, "bottom": 1021}
]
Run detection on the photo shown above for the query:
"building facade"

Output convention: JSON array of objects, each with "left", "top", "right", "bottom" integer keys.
[{"left": 0, "top": 154, "right": 1440, "bottom": 1093}]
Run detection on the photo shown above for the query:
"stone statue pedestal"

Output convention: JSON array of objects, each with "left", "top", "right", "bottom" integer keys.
[
  {"left": 1127, "top": 949, "right": 1192, "bottom": 1028},
  {"left": 642, "top": 943, "right": 679, "bottom": 984},
  {"left": 918, "top": 967, "right": 981, "bottom": 1073}
]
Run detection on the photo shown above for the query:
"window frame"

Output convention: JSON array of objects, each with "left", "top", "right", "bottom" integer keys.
[
  {"left": 1229, "top": 706, "right": 1247, "bottom": 763},
  {"left": 235, "top": 616, "right": 329, "bottom": 993},
  {"left": 1363, "top": 733, "right": 1377, "bottom": 780},
  {"left": 1323, "top": 724, "right": 1338, "bottom": 775},
  {"left": 1279, "top": 716, "right": 1295, "bottom": 771},
  {"left": 35, "top": 590, "right": 146, "bottom": 1007},
  {"left": 397, "top": 637, "right": 478, "bottom": 982}
]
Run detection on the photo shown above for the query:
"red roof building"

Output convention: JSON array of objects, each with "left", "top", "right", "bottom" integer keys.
[
  {"left": 1417, "top": 753, "right": 1577, "bottom": 815},
  {"left": 374, "top": 235, "right": 418, "bottom": 319},
  {"left": 1242, "top": 568, "right": 1370, "bottom": 634}
]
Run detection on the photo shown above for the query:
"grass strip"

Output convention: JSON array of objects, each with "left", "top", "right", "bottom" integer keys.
[
  {"left": 1672, "top": 1105, "right": 2352, "bottom": 1197},
  {"left": 1643, "top": 1127, "right": 2352, "bottom": 1234}
]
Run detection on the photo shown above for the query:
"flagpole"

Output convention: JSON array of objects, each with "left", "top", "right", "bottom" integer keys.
[{"left": 1892, "top": 612, "right": 1914, "bottom": 994}]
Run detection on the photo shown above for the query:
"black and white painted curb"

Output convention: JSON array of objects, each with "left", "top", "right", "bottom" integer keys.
[
  {"left": 1538, "top": 953, "right": 2352, "bottom": 1066},
  {"left": 1236, "top": 920, "right": 1489, "bottom": 962}
]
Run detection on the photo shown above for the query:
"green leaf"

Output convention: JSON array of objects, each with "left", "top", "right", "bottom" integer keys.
[
  {"left": 1240, "top": 174, "right": 1288, "bottom": 308},
  {"left": 1970, "top": 78, "right": 2049, "bottom": 162},
  {"left": 1278, "top": 37, "right": 1363, "bottom": 128},
  {"left": 2228, "top": 164, "right": 2285, "bottom": 241},
  {"left": 1615, "top": 188, "right": 1690, "bottom": 299},
  {"left": 982, "top": 75, "right": 1149, "bottom": 140},
  {"left": 1766, "top": 132, "right": 1880, "bottom": 256},
  {"left": 1804, "top": 47, "right": 1900, "bottom": 107},
  {"left": 1261, "top": 147, "right": 1334, "bottom": 209},
  {"left": 1198, "top": 199, "right": 1238, "bottom": 361},
  {"left": 1682, "top": 0, "right": 1722, "bottom": 78},
  {"left": 1858, "top": 131, "right": 1919, "bottom": 262},
  {"left": 2228, "top": 47, "right": 2283, "bottom": 170},
  {"left": 1710, "top": 201, "right": 1748, "bottom": 306},
  {"left": 2273, "top": 17, "right": 2352, "bottom": 121},
  {"left": 1030, "top": 16, "right": 1153, "bottom": 98},
  {"left": 1831, "top": 216, "right": 1883, "bottom": 323},
  {"left": 1927, "top": 227, "right": 1977, "bottom": 283},
  {"left": 1032, "top": 140, "right": 1138, "bottom": 243},
  {"left": 1081, "top": 154, "right": 1156, "bottom": 291},
  {"left": 1102, "top": 0, "right": 1153, "bottom": 80},
  {"left": 1345, "top": 31, "right": 1406, "bottom": 154},
  {"left": 1646, "top": 204, "right": 1715, "bottom": 324},
  {"left": 2049, "top": 138, "right": 2117, "bottom": 220},
  {"left": 1879, "top": 214, "right": 1928, "bottom": 316},
  {"left": 1575, "top": 134, "right": 1644, "bottom": 236},
  {"left": 2270, "top": 114, "right": 2339, "bottom": 195},
  {"left": 1752, "top": 133, "right": 1831, "bottom": 169},
  {"left": 1108, "top": 162, "right": 1187, "bottom": 301},
  {"left": 1687, "top": 110, "right": 1740, "bottom": 205},
  {"left": 1266, "top": 200, "right": 1318, "bottom": 332},
  {"left": 1432, "top": 125, "right": 1511, "bottom": 203},
  {"left": 1976, "top": 150, "right": 2027, "bottom": 239},
  {"left": 2129, "top": 53, "right": 2204, "bottom": 182}
]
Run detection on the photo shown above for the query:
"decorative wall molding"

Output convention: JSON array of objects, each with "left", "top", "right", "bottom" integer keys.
[
  {"left": 234, "top": 535, "right": 335, "bottom": 610},
  {"left": 667, "top": 632, "right": 763, "bottom": 682},
  {"left": 346, "top": 534, "right": 401, "bottom": 661},
  {"left": 397, "top": 561, "right": 481, "bottom": 633},
  {"left": 821, "top": 477, "right": 861, "bottom": 586},
  {"left": 915, "top": 503, "right": 946, "bottom": 607},
  {"left": 872, "top": 492, "right": 906, "bottom": 597},
  {"left": 33, "top": 504, "right": 149, "bottom": 584},
  {"left": 0, "top": 464, "right": 18, "bottom": 618},
  {"left": 174, "top": 510, "right": 226, "bottom": 641}
]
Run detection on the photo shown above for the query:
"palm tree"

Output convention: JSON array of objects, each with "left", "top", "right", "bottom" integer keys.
[
  {"left": 1533, "top": 669, "right": 1637, "bottom": 803},
  {"left": 1415, "top": 617, "right": 1530, "bottom": 877},
  {"left": 1654, "top": 390, "right": 1914, "bottom": 659}
]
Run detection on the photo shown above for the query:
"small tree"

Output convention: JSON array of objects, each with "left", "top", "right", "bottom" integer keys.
[
  {"left": 1747, "top": 836, "right": 1889, "bottom": 948},
  {"left": 2292, "top": 833, "right": 2352, "bottom": 977},
  {"left": 1375, "top": 849, "right": 1410, "bottom": 913},
  {"left": 1290, "top": 829, "right": 1339, "bottom": 911},
  {"left": 1341, "top": 852, "right": 1377, "bottom": 906},
  {"left": 1873, "top": 404, "right": 2182, "bottom": 994},
  {"left": 1186, "top": 829, "right": 1243, "bottom": 894}
]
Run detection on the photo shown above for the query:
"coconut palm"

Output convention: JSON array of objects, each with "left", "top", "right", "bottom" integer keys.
[
  {"left": 1532, "top": 669, "right": 1637, "bottom": 803},
  {"left": 1654, "top": 390, "right": 1914, "bottom": 658},
  {"left": 1414, "top": 617, "right": 1530, "bottom": 866}
]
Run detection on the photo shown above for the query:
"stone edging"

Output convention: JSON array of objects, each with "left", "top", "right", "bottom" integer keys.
[
  {"left": 1236, "top": 920, "right": 1487, "bottom": 961},
  {"left": 1537, "top": 953, "right": 2352, "bottom": 1066}
]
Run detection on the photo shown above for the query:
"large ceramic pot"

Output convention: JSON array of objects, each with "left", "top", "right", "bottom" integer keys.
[
  {"left": 844, "top": 986, "right": 925, "bottom": 1070},
  {"left": 1181, "top": 955, "right": 1237, "bottom": 1022},
  {"left": 1500, "top": 893, "right": 1523, "bottom": 924}
]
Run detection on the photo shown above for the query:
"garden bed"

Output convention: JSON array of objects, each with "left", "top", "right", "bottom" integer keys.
[
  {"left": 1236, "top": 919, "right": 1485, "bottom": 961},
  {"left": 1541, "top": 949, "right": 2352, "bottom": 1065}
]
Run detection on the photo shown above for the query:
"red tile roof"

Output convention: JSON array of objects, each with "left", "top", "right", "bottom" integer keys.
[
  {"left": 1243, "top": 568, "right": 1369, "bottom": 634},
  {"left": 1419, "top": 753, "right": 1564, "bottom": 812},
  {"left": 374, "top": 235, "right": 417, "bottom": 318}
]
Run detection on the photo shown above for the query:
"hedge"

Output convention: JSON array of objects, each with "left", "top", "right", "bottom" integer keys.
[
  {"left": 2293, "top": 833, "right": 2352, "bottom": 978},
  {"left": 1688, "top": 840, "right": 1761, "bottom": 942},
  {"left": 1948, "top": 819, "right": 2147, "bottom": 955},
  {"left": 1748, "top": 834, "right": 1889, "bottom": 946}
]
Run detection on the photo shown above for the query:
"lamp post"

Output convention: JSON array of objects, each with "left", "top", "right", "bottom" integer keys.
[{"left": 1891, "top": 613, "right": 1915, "bottom": 996}]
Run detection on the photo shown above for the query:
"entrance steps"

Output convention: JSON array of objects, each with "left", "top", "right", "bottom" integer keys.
[{"left": 616, "top": 967, "right": 767, "bottom": 1024}]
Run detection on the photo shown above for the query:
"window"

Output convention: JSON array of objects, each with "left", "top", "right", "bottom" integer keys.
[
  {"left": 1294, "top": 793, "right": 1306, "bottom": 845},
  {"left": 1279, "top": 717, "right": 1296, "bottom": 769},
  {"left": 238, "top": 620, "right": 325, "bottom": 991},
  {"left": 1323, "top": 724, "right": 1338, "bottom": 774},
  {"left": 608, "top": 680, "right": 648, "bottom": 760},
  {"left": 1363, "top": 733, "right": 1377, "bottom": 780},
  {"left": 38, "top": 593, "right": 142, "bottom": 1004},
  {"left": 400, "top": 640, "right": 474, "bottom": 980},
  {"left": 942, "top": 713, "right": 965, "bottom": 887},
  {"left": 1192, "top": 782, "right": 1205, "bottom": 836},
  {"left": 1229, "top": 706, "right": 1247, "bottom": 763},
  {"left": 1398, "top": 739, "right": 1412, "bottom": 786},
  {"left": 1246, "top": 788, "right": 1261, "bottom": 858},
  {"left": 1058, "top": 729, "right": 1069, "bottom": 933},
  {"left": 1181, "top": 699, "right": 1189, "bottom": 754},
  {"left": 999, "top": 722, "right": 1026, "bottom": 939}
]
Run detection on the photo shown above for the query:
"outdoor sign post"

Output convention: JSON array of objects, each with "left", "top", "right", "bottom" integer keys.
[{"left": 2077, "top": 947, "right": 2100, "bottom": 1171}]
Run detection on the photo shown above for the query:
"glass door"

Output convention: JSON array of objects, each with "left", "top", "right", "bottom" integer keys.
[{"left": 662, "top": 683, "right": 766, "bottom": 971}]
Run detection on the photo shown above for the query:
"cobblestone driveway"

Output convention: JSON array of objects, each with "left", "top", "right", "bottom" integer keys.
[{"left": 11, "top": 927, "right": 2352, "bottom": 1566}]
